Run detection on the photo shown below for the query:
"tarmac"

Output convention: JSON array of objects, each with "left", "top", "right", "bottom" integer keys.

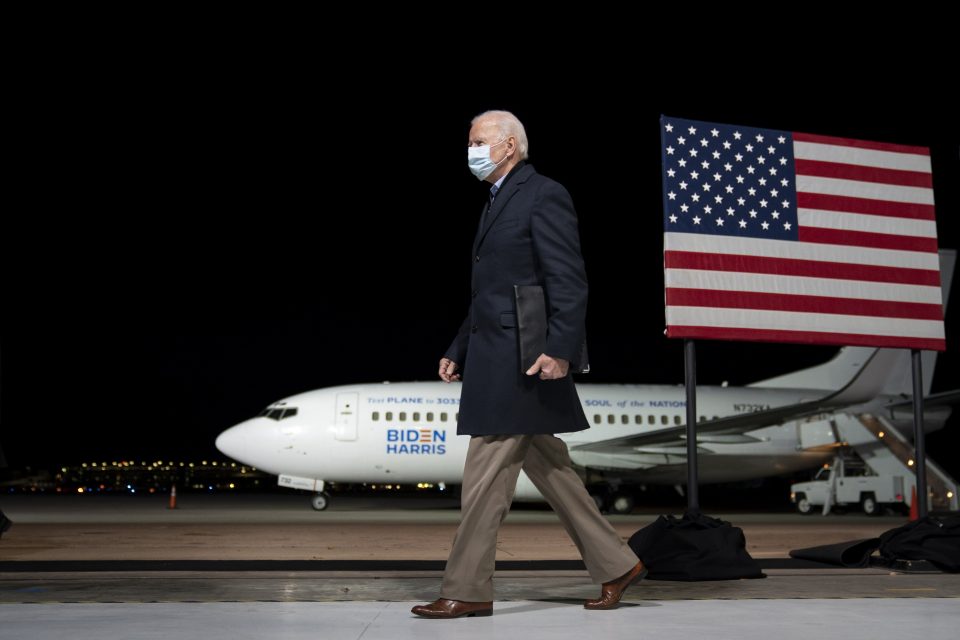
[{"left": 1, "top": 492, "right": 957, "bottom": 639}]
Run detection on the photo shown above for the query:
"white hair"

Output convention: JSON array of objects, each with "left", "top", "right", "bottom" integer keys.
[{"left": 472, "top": 110, "right": 529, "bottom": 160}]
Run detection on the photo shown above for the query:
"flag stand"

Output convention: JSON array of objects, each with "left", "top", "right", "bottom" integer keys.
[
  {"left": 910, "top": 349, "right": 928, "bottom": 518},
  {"left": 684, "top": 339, "right": 700, "bottom": 512}
]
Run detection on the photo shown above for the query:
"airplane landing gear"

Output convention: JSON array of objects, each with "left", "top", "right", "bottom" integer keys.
[
  {"left": 609, "top": 493, "right": 635, "bottom": 514},
  {"left": 311, "top": 491, "right": 331, "bottom": 511}
]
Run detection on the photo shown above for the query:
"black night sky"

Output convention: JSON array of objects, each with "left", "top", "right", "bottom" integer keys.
[{"left": 2, "top": 52, "right": 958, "bottom": 481}]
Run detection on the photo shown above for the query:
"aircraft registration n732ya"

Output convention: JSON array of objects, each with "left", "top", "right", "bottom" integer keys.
[{"left": 215, "top": 252, "right": 956, "bottom": 513}]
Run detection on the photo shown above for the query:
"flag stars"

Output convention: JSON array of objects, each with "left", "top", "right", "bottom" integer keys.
[
  {"left": 668, "top": 191, "right": 677, "bottom": 200},
  {"left": 678, "top": 159, "right": 687, "bottom": 167},
  {"left": 702, "top": 183, "right": 711, "bottom": 192},
  {"left": 755, "top": 133, "right": 764, "bottom": 143},
  {"left": 746, "top": 166, "right": 755, "bottom": 174},
  {"left": 715, "top": 217, "right": 724, "bottom": 226},
  {"left": 771, "top": 210, "right": 780, "bottom": 219},
  {"left": 777, "top": 135, "right": 786, "bottom": 144},
  {"left": 780, "top": 178, "right": 789, "bottom": 187},
  {"left": 692, "top": 215, "right": 701, "bottom": 224},
  {"left": 747, "top": 187, "right": 756, "bottom": 196},
  {"left": 724, "top": 162, "right": 732, "bottom": 171},
  {"left": 736, "top": 175, "right": 745, "bottom": 184},
  {"left": 691, "top": 193, "right": 701, "bottom": 202},
  {"left": 688, "top": 126, "right": 697, "bottom": 134},
  {"left": 723, "top": 141, "right": 732, "bottom": 150},
  {"left": 726, "top": 207, "right": 735, "bottom": 216},
  {"left": 669, "top": 214, "right": 678, "bottom": 223},
  {"left": 725, "top": 185, "right": 735, "bottom": 194},
  {"left": 734, "top": 153, "right": 743, "bottom": 161},
  {"left": 759, "top": 199, "right": 768, "bottom": 208},
  {"left": 783, "top": 221, "right": 792, "bottom": 231},
  {"left": 690, "top": 171, "right": 699, "bottom": 180},
  {"left": 689, "top": 149, "right": 698, "bottom": 157},
  {"left": 733, "top": 131, "right": 742, "bottom": 140},
  {"left": 714, "top": 194, "right": 723, "bottom": 204},
  {"left": 704, "top": 205, "right": 713, "bottom": 214},
  {"left": 756, "top": 156, "right": 766, "bottom": 165},
  {"left": 769, "top": 167, "right": 778, "bottom": 176},
  {"left": 680, "top": 203, "right": 689, "bottom": 213},
  {"left": 767, "top": 145, "right": 776, "bottom": 154},
  {"left": 665, "top": 123, "right": 674, "bottom": 132},
  {"left": 677, "top": 136, "right": 686, "bottom": 145},
  {"left": 745, "top": 143, "right": 754, "bottom": 152},
  {"left": 770, "top": 188, "right": 779, "bottom": 197},
  {"left": 712, "top": 150, "right": 721, "bottom": 159},
  {"left": 679, "top": 180, "right": 688, "bottom": 190},
  {"left": 701, "top": 160, "right": 710, "bottom": 169},
  {"left": 737, "top": 197, "right": 746, "bottom": 206},
  {"left": 710, "top": 128, "right": 719, "bottom": 137},
  {"left": 738, "top": 219, "right": 747, "bottom": 228},
  {"left": 667, "top": 168, "right": 676, "bottom": 177},
  {"left": 666, "top": 146, "right": 675, "bottom": 155},
  {"left": 700, "top": 138, "right": 709, "bottom": 147},
  {"left": 779, "top": 157, "right": 788, "bottom": 165},
  {"left": 758, "top": 177, "right": 767, "bottom": 186},
  {"left": 748, "top": 209, "right": 758, "bottom": 218},
  {"left": 781, "top": 199, "right": 790, "bottom": 208},
  {"left": 761, "top": 221, "right": 770, "bottom": 230}
]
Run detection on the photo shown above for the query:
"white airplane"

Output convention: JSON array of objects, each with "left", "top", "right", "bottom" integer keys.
[{"left": 216, "top": 252, "right": 958, "bottom": 513}]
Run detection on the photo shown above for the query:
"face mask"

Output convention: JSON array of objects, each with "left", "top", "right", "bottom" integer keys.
[{"left": 467, "top": 138, "right": 508, "bottom": 181}]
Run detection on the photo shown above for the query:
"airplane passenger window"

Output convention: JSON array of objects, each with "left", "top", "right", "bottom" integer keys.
[
  {"left": 441, "top": 412, "right": 448, "bottom": 422},
  {"left": 593, "top": 414, "right": 601, "bottom": 424},
  {"left": 699, "top": 416, "right": 705, "bottom": 422},
  {"left": 660, "top": 415, "right": 668, "bottom": 425},
  {"left": 674, "top": 415, "right": 682, "bottom": 425},
  {"left": 455, "top": 412, "right": 459, "bottom": 422},
  {"left": 635, "top": 415, "right": 642, "bottom": 424},
  {"left": 621, "top": 415, "right": 629, "bottom": 424},
  {"left": 647, "top": 415, "right": 655, "bottom": 425},
  {"left": 386, "top": 412, "right": 393, "bottom": 421},
  {"left": 399, "top": 412, "right": 407, "bottom": 421},
  {"left": 607, "top": 414, "right": 615, "bottom": 424},
  {"left": 372, "top": 412, "right": 380, "bottom": 421},
  {"left": 426, "top": 412, "right": 434, "bottom": 422},
  {"left": 413, "top": 412, "right": 421, "bottom": 421}
]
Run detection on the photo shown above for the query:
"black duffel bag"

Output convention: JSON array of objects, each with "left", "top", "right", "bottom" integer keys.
[
  {"left": 627, "top": 510, "right": 765, "bottom": 581},
  {"left": 878, "top": 515, "right": 960, "bottom": 571}
]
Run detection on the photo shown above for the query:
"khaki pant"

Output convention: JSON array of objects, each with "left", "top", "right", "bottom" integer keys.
[{"left": 440, "top": 434, "right": 639, "bottom": 602}]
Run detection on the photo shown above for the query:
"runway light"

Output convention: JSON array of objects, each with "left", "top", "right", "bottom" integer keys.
[
  {"left": 229, "top": 483, "right": 235, "bottom": 489},
  {"left": 949, "top": 491, "right": 955, "bottom": 499},
  {"left": 878, "top": 431, "right": 885, "bottom": 438},
  {"left": 77, "top": 488, "right": 84, "bottom": 494},
  {"left": 908, "top": 459, "right": 915, "bottom": 466}
]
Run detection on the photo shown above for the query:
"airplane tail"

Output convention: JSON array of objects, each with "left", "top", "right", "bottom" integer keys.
[{"left": 750, "top": 249, "right": 955, "bottom": 397}]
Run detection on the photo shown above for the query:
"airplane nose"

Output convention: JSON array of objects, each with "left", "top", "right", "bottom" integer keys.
[{"left": 215, "top": 424, "right": 248, "bottom": 461}]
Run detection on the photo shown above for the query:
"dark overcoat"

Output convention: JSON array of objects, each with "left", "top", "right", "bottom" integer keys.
[{"left": 445, "top": 162, "right": 590, "bottom": 435}]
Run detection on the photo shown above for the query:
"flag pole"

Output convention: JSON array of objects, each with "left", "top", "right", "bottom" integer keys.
[
  {"left": 684, "top": 339, "right": 700, "bottom": 512},
  {"left": 910, "top": 349, "right": 928, "bottom": 518}
]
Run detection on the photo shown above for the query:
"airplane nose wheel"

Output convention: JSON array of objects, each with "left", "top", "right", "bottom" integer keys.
[{"left": 311, "top": 491, "right": 331, "bottom": 511}]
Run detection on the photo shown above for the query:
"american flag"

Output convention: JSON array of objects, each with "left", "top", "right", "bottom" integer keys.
[{"left": 660, "top": 115, "right": 944, "bottom": 351}]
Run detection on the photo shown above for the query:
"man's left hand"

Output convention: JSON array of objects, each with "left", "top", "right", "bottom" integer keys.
[{"left": 526, "top": 354, "right": 569, "bottom": 380}]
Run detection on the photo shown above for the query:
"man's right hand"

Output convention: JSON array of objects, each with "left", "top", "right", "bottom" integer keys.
[{"left": 439, "top": 357, "right": 461, "bottom": 383}]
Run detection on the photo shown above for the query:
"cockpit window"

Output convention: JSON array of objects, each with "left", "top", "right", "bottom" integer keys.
[{"left": 259, "top": 406, "right": 299, "bottom": 421}]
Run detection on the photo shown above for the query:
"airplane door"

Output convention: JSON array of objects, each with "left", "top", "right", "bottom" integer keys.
[{"left": 334, "top": 393, "right": 359, "bottom": 441}]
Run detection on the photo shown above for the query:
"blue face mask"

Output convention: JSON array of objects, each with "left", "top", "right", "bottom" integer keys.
[{"left": 467, "top": 138, "right": 508, "bottom": 181}]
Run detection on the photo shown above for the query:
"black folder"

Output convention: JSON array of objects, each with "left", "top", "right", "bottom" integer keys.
[{"left": 514, "top": 285, "right": 590, "bottom": 374}]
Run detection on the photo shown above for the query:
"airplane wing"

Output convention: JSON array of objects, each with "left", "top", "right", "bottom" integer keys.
[
  {"left": 884, "top": 389, "right": 960, "bottom": 409},
  {"left": 572, "top": 347, "right": 901, "bottom": 453}
]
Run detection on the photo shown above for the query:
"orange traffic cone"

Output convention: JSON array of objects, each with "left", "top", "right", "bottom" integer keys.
[
  {"left": 908, "top": 484, "right": 918, "bottom": 521},
  {"left": 168, "top": 484, "right": 178, "bottom": 510}
]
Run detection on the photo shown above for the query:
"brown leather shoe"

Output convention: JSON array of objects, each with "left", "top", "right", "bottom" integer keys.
[
  {"left": 411, "top": 598, "right": 493, "bottom": 618},
  {"left": 584, "top": 560, "right": 647, "bottom": 609}
]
